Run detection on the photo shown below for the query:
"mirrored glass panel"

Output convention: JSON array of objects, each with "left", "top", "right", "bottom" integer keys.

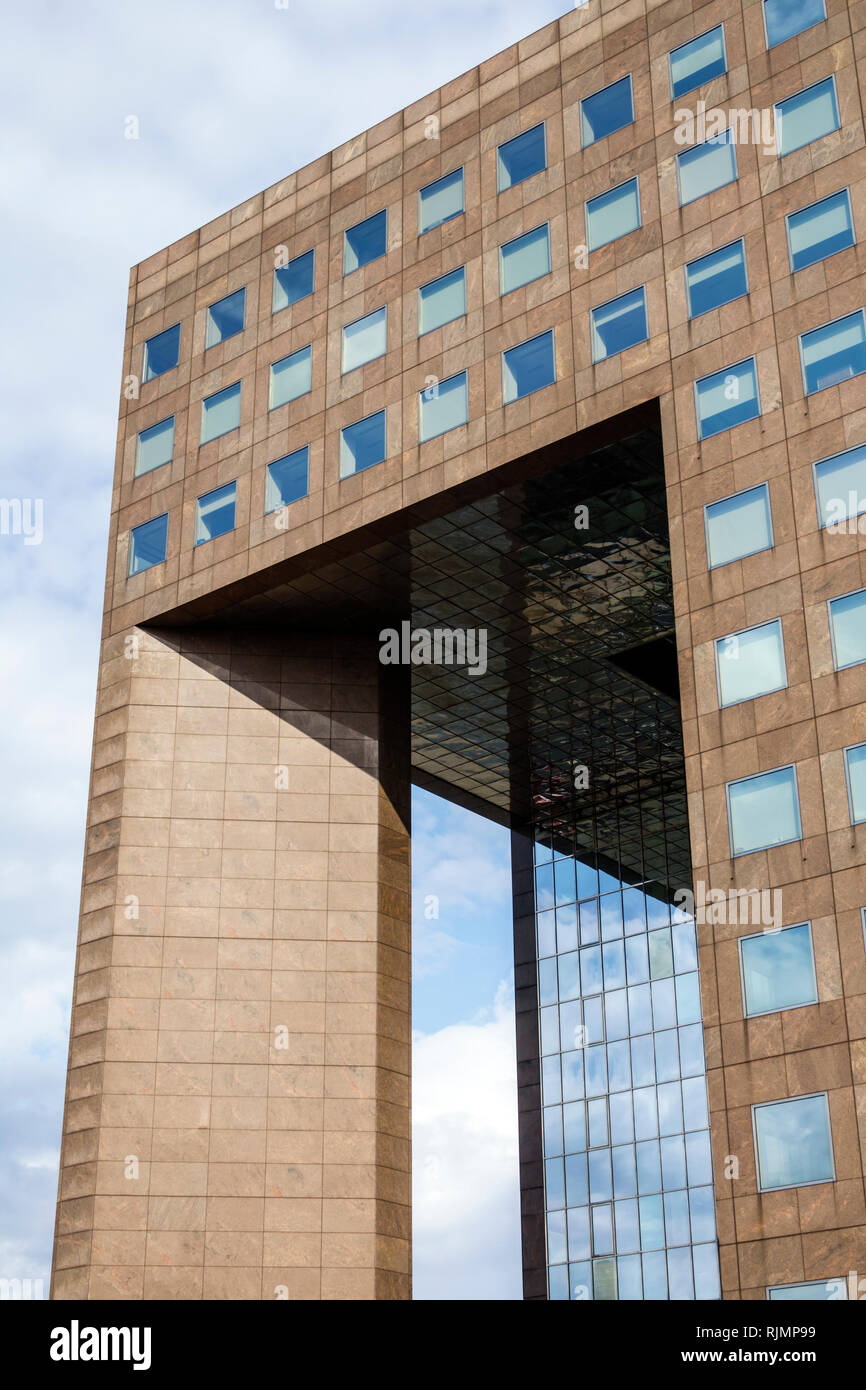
[
  {"left": 768, "top": 1278, "right": 846, "bottom": 1300},
  {"left": 800, "top": 310, "right": 866, "bottom": 395},
  {"left": 677, "top": 130, "right": 737, "bottom": 206},
  {"left": 142, "top": 323, "right": 180, "bottom": 381},
  {"left": 829, "top": 588, "right": 866, "bottom": 668},
  {"left": 269, "top": 345, "right": 312, "bottom": 409},
  {"left": 591, "top": 287, "right": 648, "bottom": 362},
  {"left": 787, "top": 189, "right": 854, "bottom": 272},
  {"left": 200, "top": 381, "right": 241, "bottom": 444},
  {"left": 585, "top": 178, "right": 640, "bottom": 251},
  {"left": 500, "top": 223, "right": 551, "bottom": 295},
  {"left": 685, "top": 240, "right": 747, "bottom": 318},
  {"left": 497, "top": 122, "right": 546, "bottom": 191},
  {"left": 206, "top": 287, "right": 245, "bottom": 348},
  {"left": 343, "top": 210, "right": 387, "bottom": 273},
  {"left": 694, "top": 357, "right": 760, "bottom": 439},
  {"left": 764, "top": 0, "right": 826, "bottom": 48},
  {"left": 776, "top": 76, "right": 839, "bottom": 155},
  {"left": 845, "top": 743, "right": 866, "bottom": 823},
  {"left": 418, "top": 371, "right": 468, "bottom": 442},
  {"left": 265, "top": 446, "right": 308, "bottom": 513},
  {"left": 340, "top": 409, "right": 386, "bottom": 478},
  {"left": 195, "top": 481, "right": 236, "bottom": 545},
  {"left": 669, "top": 26, "right": 726, "bottom": 100},
  {"left": 753, "top": 1094, "right": 834, "bottom": 1191},
  {"left": 715, "top": 619, "right": 786, "bottom": 707},
  {"left": 135, "top": 416, "right": 174, "bottom": 476},
  {"left": 502, "top": 329, "right": 556, "bottom": 403},
  {"left": 418, "top": 168, "right": 464, "bottom": 234},
  {"left": 814, "top": 441, "right": 866, "bottom": 530},
  {"left": 342, "top": 307, "right": 387, "bottom": 373},
  {"left": 704, "top": 485, "right": 773, "bottom": 568},
  {"left": 740, "top": 922, "right": 817, "bottom": 1017},
  {"left": 273, "top": 249, "right": 314, "bottom": 312},
  {"left": 581, "top": 75, "right": 633, "bottom": 146},
  {"left": 128, "top": 513, "right": 168, "bottom": 576},
  {"left": 726, "top": 765, "right": 801, "bottom": 857},
  {"left": 418, "top": 267, "right": 465, "bottom": 335}
]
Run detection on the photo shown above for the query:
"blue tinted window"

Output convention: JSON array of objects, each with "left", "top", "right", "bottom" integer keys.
[
  {"left": 269, "top": 344, "right": 313, "bottom": 409},
  {"left": 497, "top": 123, "right": 546, "bottom": 192},
  {"left": 585, "top": 178, "right": 640, "bottom": 251},
  {"left": 764, "top": 0, "right": 826, "bottom": 49},
  {"left": 502, "top": 330, "right": 555, "bottom": 403},
  {"left": 128, "top": 513, "right": 168, "bottom": 576},
  {"left": 716, "top": 619, "right": 786, "bottom": 706},
  {"left": 829, "top": 587, "right": 866, "bottom": 669},
  {"left": 740, "top": 922, "right": 817, "bottom": 1016},
  {"left": 685, "top": 240, "right": 748, "bottom": 317},
  {"left": 500, "top": 224, "right": 551, "bottom": 295},
  {"left": 581, "top": 76, "right": 633, "bottom": 146},
  {"left": 343, "top": 210, "right": 387, "bottom": 274},
  {"left": 136, "top": 417, "right": 174, "bottom": 476},
  {"left": 776, "top": 76, "right": 839, "bottom": 156},
  {"left": 418, "top": 267, "right": 465, "bottom": 335},
  {"left": 195, "top": 481, "right": 236, "bottom": 545},
  {"left": 846, "top": 743, "right": 866, "bottom": 823},
  {"left": 342, "top": 306, "right": 387, "bottom": 373},
  {"left": 695, "top": 358, "right": 760, "bottom": 439},
  {"left": 206, "top": 288, "right": 245, "bottom": 348},
  {"left": 787, "top": 190, "right": 854, "bottom": 271},
  {"left": 265, "top": 447, "right": 308, "bottom": 513},
  {"left": 669, "top": 26, "right": 726, "bottom": 100},
  {"left": 801, "top": 310, "right": 866, "bottom": 395},
  {"left": 419, "top": 168, "right": 464, "bottom": 234},
  {"left": 591, "top": 287, "right": 647, "bottom": 362},
  {"left": 726, "top": 765, "right": 801, "bottom": 857},
  {"left": 273, "top": 249, "right": 314, "bottom": 312},
  {"left": 142, "top": 323, "right": 180, "bottom": 381},
  {"left": 769, "top": 1278, "right": 846, "bottom": 1300},
  {"left": 419, "top": 371, "right": 468, "bottom": 442},
  {"left": 753, "top": 1094, "right": 833, "bottom": 1190},
  {"left": 200, "top": 381, "right": 241, "bottom": 444},
  {"left": 340, "top": 410, "right": 386, "bottom": 478},
  {"left": 814, "top": 441, "right": 866, "bottom": 529},
  {"left": 677, "top": 130, "right": 737, "bottom": 206}
]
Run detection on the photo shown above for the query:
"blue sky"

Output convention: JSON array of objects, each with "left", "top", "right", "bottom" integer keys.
[{"left": 0, "top": 0, "right": 576, "bottom": 1300}]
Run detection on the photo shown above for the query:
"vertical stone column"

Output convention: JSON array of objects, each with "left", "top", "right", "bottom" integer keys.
[{"left": 50, "top": 626, "right": 411, "bottom": 1300}]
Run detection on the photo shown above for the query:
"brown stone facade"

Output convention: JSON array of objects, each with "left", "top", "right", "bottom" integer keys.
[{"left": 52, "top": 0, "right": 866, "bottom": 1299}]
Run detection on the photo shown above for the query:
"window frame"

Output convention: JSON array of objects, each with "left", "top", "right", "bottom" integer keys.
[
  {"left": 798, "top": 308, "right": 866, "bottom": 398},
  {"left": 579, "top": 74, "right": 634, "bottom": 148},
  {"left": 418, "top": 369, "right": 469, "bottom": 443},
  {"left": 194, "top": 481, "right": 237, "bottom": 547},
  {"left": 267, "top": 344, "right": 313, "bottom": 411},
  {"left": 342, "top": 209, "right": 388, "bottom": 275},
  {"left": 703, "top": 483, "right": 774, "bottom": 570},
  {"left": 339, "top": 409, "right": 388, "bottom": 479},
  {"left": 499, "top": 221, "right": 552, "bottom": 296},
  {"left": 496, "top": 122, "right": 547, "bottom": 193},
  {"left": 844, "top": 742, "right": 866, "bottom": 825},
  {"left": 725, "top": 763, "right": 802, "bottom": 858},
  {"left": 127, "top": 512, "right": 169, "bottom": 577},
  {"left": 676, "top": 128, "right": 738, "bottom": 208},
  {"left": 828, "top": 586, "right": 866, "bottom": 671},
  {"left": 272, "top": 248, "right": 315, "bottom": 314},
  {"left": 205, "top": 287, "right": 246, "bottom": 350},
  {"left": 142, "top": 323, "right": 181, "bottom": 383},
  {"left": 774, "top": 74, "right": 840, "bottom": 158},
  {"left": 417, "top": 167, "right": 465, "bottom": 236},
  {"left": 812, "top": 439, "right": 866, "bottom": 531},
  {"left": 668, "top": 24, "right": 728, "bottom": 102},
  {"left": 417, "top": 265, "right": 467, "bottom": 337},
  {"left": 767, "top": 1277, "right": 846, "bottom": 1301},
  {"left": 589, "top": 285, "right": 649, "bottom": 364},
  {"left": 714, "top": 617, "right": 787, "bottom": 709},
  {"left": 135, "top": 416, "right": 175, "bottom": 477},
  {"left": 762, "top": 0, "right": 827, "bottom": 51},
  {"left": 585, "top": 176, "right": 642, "bottom": 252},
  {"left": 684, "top": 238, "right": 749, "bottom": 320},
  {"left": 751, "top": 1092, "right": 835, "bottom": 1193},
  {"left": 199, "top": 380, "right": 242, "bottom": 446},
  {"left": 341, "top": 305, "right": 387, "bottom": 375},
  {"left": 785, "top": 188, "right": 855, "bottom": 274},
  {"left": 501, "top": 328, "right": 556, "bottom": 404},
  {"left": 264, "top": 445, "right": 309, "bottom": 515},
  {"left": 693, "top": 355, "right": 761, "bottom": 442},
  {"left": 738, "top": 921, "right": 818, "bottom": 1020}
]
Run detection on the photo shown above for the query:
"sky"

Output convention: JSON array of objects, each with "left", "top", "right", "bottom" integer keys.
[{"left": 0, "top": 0, "right": 576, "bottom": 1300}]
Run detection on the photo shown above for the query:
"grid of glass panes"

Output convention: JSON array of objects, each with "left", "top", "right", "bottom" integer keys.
[{"left": 534, "top": 843, "right": 720, "bottom": 1300}]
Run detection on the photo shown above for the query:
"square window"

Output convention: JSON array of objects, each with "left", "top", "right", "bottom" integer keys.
[
  {"left": 340, "top": 410, "right": 386, "bottom": 478},
  {"left": 128, "top": 513, "right": 168, "bottom": 576},
  {"left": 726, "top": 765, "right": 801, "bottom": 857},
  {"left": 343, "top": 210, "right": 387, "bottom": 274},
  {"left": 419, "top": 371, "right": 468, "bottom": 442},
  {"left": 768, "top": 1278, "right": 846, "bottom": 1300},
  {"left": 800, "top": 310, "right": 866, "bottom": 395},
  {"left": 502, "top": 329, "right": 556, "bottom": 403},
  {"left": 497, "top": 123, "right": 546, "bottom": 192},
  {"left": 669, "top": 26, "right": 727, "bottom": 100},
  {"left": 500, "top": 223, "right": 551, "bottom": 295},
  {"left": 265, "top": 446, "right": 308, "bottom": 514},
  {"left": 585, "top": 178, "right": 640, "bottom": 251},
  {"left": 273, "top": 249, "right": 314, "bottom": 312},
  {"left": 342, "top": 306, "right": 387, "bottom": 373},
  {"left": 591, "top": 287, "right": 648, "bottom": 362},
  {"left": 740, "top": 922, "right": 817, "bottom": 1017},
  {"left": 135, "top": 416, "right": 174, "bottom": 476},
  {"left": 845, "top": 743, "right": 866, "bottom": 823},
  {"left": 685, "top": 240, "right": 748, "bottom": 318},
  {"left": 694, "top": 357, "right": 760, "bottom": 440},
  {"left": 200, "top": 381, "right": 241, "bottom": 445},
  {"left": 787, "top": 189, "right": 854, "bottom": 272},
  {"left": 814, "top": 441, "right": 866, "bottom": 530},
  {"left": 418, "top": 168, "right": 464, "bottom": 234},
  {"left": 205, "top": 287, "right": 245, "bottom": 348},
  {"left": 580, "top": 75, "right": 633, "bottom": 147},
  {"left": 142, "top": 323, "right": 180, "bottom": 382},
  {"left": 753, "top": 1094, "right": 834, "bottom": 1191},
  {"left": 269, "top": 345, "right": 312, "bottom": 410},
  {"left": 776, "top": 76, "right": 839, "bottom": 156},
  {"left": 195, "top": 481, "right": 236, "bottom": 545},
  {"left": 418, "top": 267, "right": 465, "bottom": 336},
  {"left": 829, "top": 587, "right": 866, "bottom": 669},
  {"left": 677, "top": 130, "right": 737, "bottom": 206},
  {"left": 764, "top": 0, "right": 826, "bottom": 49},
  {"left": 716, "top": 618, "right": 786, "bottom": 707}
]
